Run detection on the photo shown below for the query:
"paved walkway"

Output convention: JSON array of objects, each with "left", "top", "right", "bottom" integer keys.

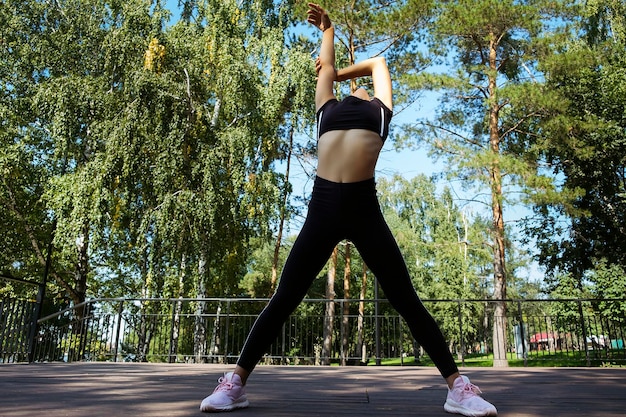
[{"left": 1, "top": 363, "right": 624, "bottom": 416}]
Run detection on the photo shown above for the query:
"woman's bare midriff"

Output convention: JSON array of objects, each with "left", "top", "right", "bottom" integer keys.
[{"left": 316, "top": 129, "right": 383, "bottom": 183}]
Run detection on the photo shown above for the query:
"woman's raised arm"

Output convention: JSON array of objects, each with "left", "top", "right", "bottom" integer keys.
[
  {"left": 307, "top": 3, "right": 336, "bottom": 111},
  {"left": 336, "top": 57, "right": 392, "bottom": 110}
]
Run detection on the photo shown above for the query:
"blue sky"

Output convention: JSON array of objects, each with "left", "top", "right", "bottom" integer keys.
[
  {"left": 160, "top": 2, "right": 443, "bottom": 191},
  {"left": 162, "top": 1, "right": 543, "bottom": 283}
]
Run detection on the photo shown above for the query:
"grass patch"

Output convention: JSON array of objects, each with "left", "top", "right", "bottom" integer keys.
[{"left": 368, "top": 350, "right": 626, "bottom": 368}]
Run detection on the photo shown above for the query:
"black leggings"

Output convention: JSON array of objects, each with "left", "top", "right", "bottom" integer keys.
[{"left": 237, "top": 176, "right": 459, "bottom": 378}]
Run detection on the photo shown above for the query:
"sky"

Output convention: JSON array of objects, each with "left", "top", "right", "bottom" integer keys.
[
  {"left": 161, "top": 1, "right": 544, "bottom": 283},
  {"left": 160, "top": 1, "right": 445, "bottom": 196}
]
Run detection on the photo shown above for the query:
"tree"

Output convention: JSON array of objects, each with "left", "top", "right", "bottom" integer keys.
[
  {"left": 1, "top": 0, "right": 314, "bottom": 362},
  {"left": 406, "top": 0, "right": 573, "bottom": 366},
  {"left": 1, "top": 0, "right": 167, "bottom": 320},
  {"left": 377, "top": 174, "right": 495, "bottom": 359},
  {"left": 529, "top": 0, "right": 626, "bottom": 292},
  {"left": 104, "top": 0, "right": 314, "bottom": 359}
]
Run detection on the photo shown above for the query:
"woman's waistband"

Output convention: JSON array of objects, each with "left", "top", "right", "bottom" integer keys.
[{"left": 314, "top": 175, "right": 376, "bottom": 189}]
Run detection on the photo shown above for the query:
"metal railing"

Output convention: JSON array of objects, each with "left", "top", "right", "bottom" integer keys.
[
  {"left": 0, "top": 298, "right": 36, "bottom": 363},
  {"left": 2, "top": 297, "right": 625, "bottom": 366}
]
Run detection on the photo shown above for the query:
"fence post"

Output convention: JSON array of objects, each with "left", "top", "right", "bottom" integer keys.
[
  {"left": 223, "top": 300, "right": 231, "bottom": 364},
  {"left": 517, "top": 300, "right": 527, "bottom": 366},
  {"left": 457, "top": 300, "right": 465, "bottom": 366},
  {"left": 374, "top": 281, "right": 381, "bottom": 365},
  {"left": 339, "top": 299, "right": 344, "bottom": 366},
  {"left": 578, "top": 299, "right": 590, "bottom": 366},
  {"left": 168, "top": 299, "right": 176, "bottom": 363},
  {"left": 281, "top": 321, "right": 286, "bottom": 365},
  {"left": 27, "top": 282, "right": 46, "bottom": 363},
  {"left": 113, "top": 300, "right": 125, "bottom": 362}
]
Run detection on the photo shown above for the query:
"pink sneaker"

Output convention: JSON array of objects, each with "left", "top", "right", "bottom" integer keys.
[
  {"left": 444, "top": 375, "right": 497, "bottom": 416},
  {"left": 200, "top": 372, "right": 249, "bottom": 412}
]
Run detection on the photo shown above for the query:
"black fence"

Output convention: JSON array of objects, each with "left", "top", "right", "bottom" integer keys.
[
  {"left": 1, "top": 297, "right": 625, "bottom": 366},
  {"left": 0, "top": 298, "right": 37, "bottom": 363}
]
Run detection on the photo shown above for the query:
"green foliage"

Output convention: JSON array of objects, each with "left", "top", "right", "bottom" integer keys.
[
  {"left": 240, "top": 237, "right": 291, "bottom": 297},
  {"left": 528, "top": 2, "right": 626, "bottom": 288},
  {"left": 377, "top": 175, "right": 505, "bottom": 349},
  {"left": 1, "top": 0, "right": 314, "bottom": 304},
  {"left": 3, "top": 0, "right": 625, "bottom": 327},
  {"left": 414, "top": 0, "right": 572, "bottom": 196},
  {"left": 378, "top": 175, "right": 490, "bottom": 297}
]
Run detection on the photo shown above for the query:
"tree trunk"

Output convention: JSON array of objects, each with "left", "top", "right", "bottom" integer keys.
[
  {"left": 209, "top": 303, "right": 222, "bottom": 363},
  {"left": 169, "top": 254, "right": 186, "bottom": 363},
  {"left": 488, "top": 35, "right": 508, "bottom": 367},
  {"left": 74, "top": 222, "right": 90, "bottom": 317},
  {"left": 137, "top": 250, "right": 152, "bottom": 362},
  {"left": 71, "top": 221, "right": 90, "bottom": 361},
  {"left": 194, "top": 255, "right": 209, "bottom": 363},
  {"left": 341, "top": 242, "right": 351, "bottom": 366},
  {"left": 321, "top": 246, "right": 338, "bottom": 365},
  {"left": 271, "top": 125, "right": 294, "bottom": 294},
  {"left": 137, "top": 303, "right": 156, "bottom": 363},
  {"left": 491, "top": 179, "right": 509, "bottom": 368},
  {"left": 357, "top": 264, "right": 368, "bottom": 364}
]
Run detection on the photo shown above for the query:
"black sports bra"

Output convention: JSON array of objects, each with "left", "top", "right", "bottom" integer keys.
[{"left": 316, "top": 96, "right": 393, "bottom": 142}]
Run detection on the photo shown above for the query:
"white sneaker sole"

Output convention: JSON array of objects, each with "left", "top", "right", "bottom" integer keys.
[
  {"left": 200, "top": 398, "right": 250, "bottom": 412},
  {"left": 444, "top": 399, "right": 497, "bottom": 417}
]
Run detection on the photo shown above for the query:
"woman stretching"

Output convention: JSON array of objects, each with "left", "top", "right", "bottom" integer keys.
[{"left": 200, "top": 4, "right": 497, "bottom": 416}]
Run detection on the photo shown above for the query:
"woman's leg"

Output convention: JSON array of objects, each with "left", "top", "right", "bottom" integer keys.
[
  {"left": 348, "top": 196, "right": 459, "bottom": 379},
  {"left": 236, "top": 179, "right": 342, "bottom": 376}
]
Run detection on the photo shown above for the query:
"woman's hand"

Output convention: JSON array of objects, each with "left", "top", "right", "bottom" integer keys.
[{"left": 307, "top": 3, "right": 332, "bottom": 32}]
